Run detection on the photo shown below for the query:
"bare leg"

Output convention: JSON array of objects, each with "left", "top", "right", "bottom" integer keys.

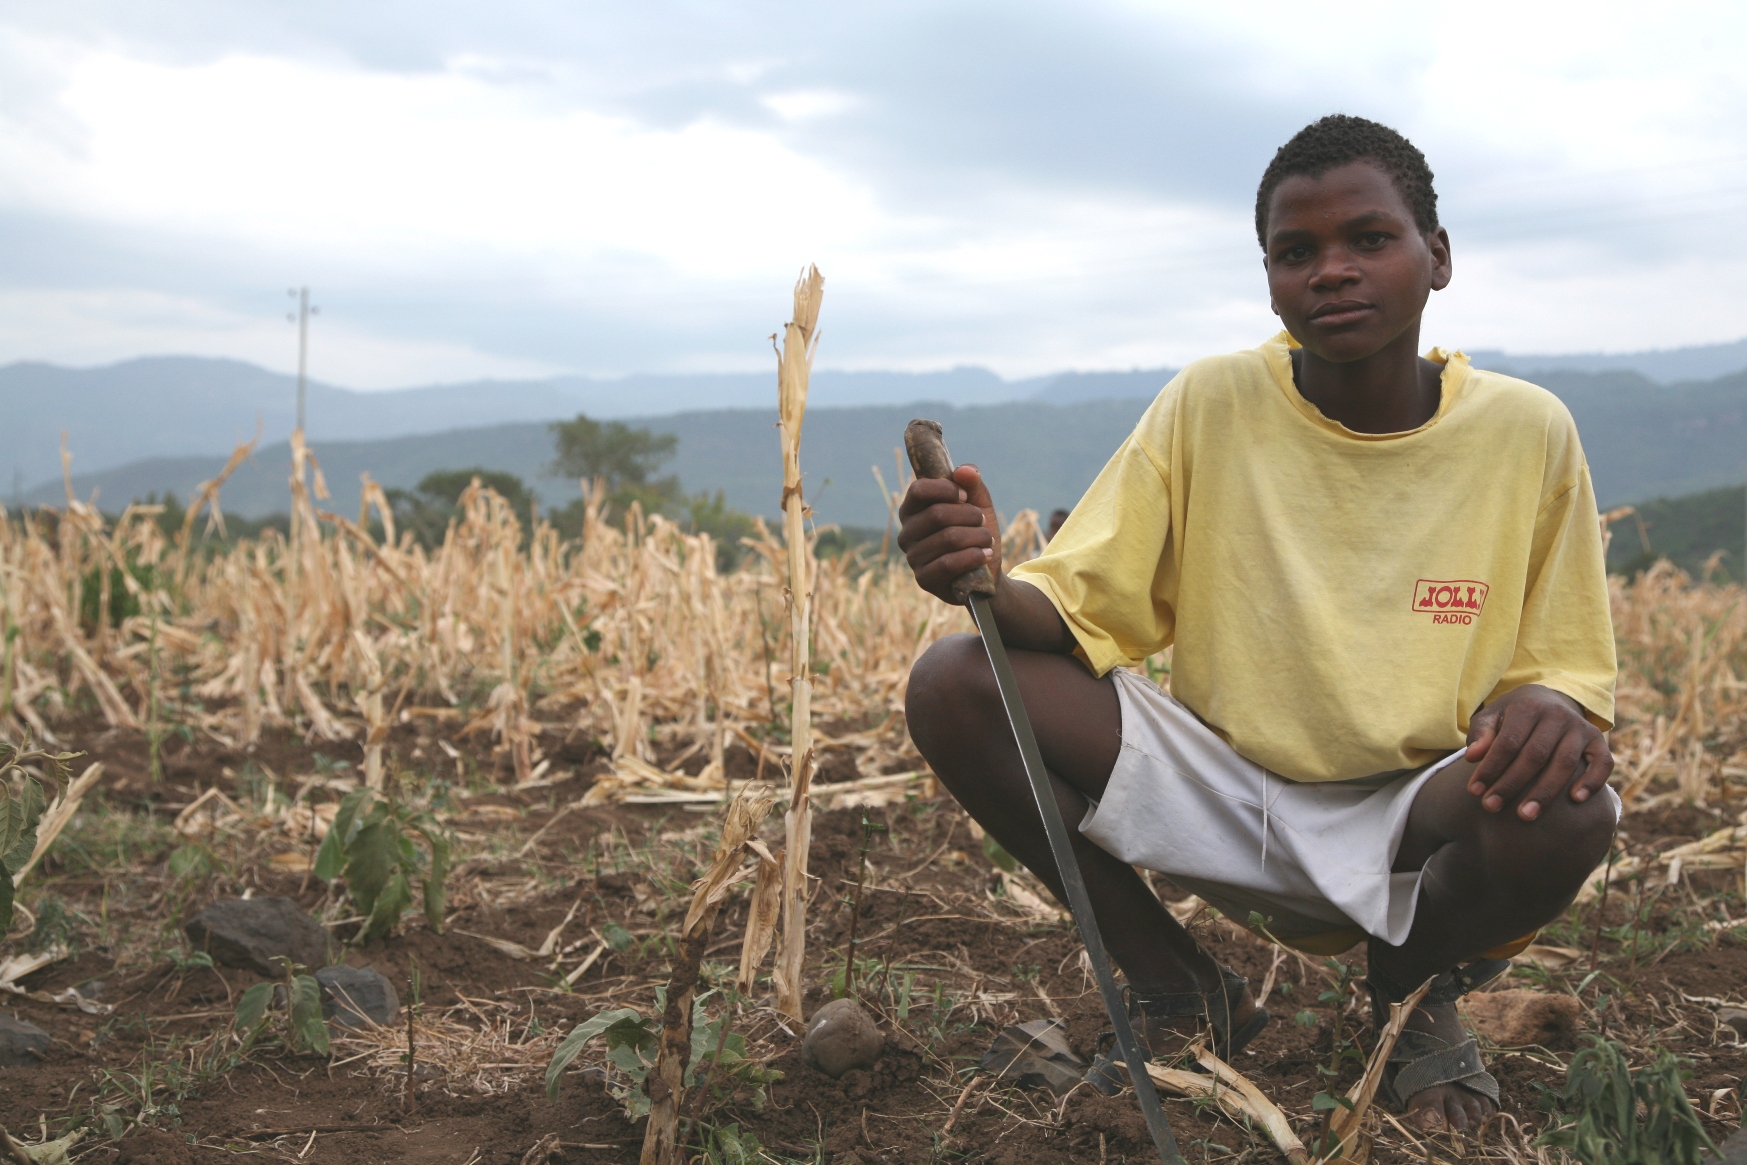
[
  {"left": 1369, "top": 758, "right": 1616, "bottom": 1131},
  {"left": 906, "top": 635, "right": 1244, "bottom": 1009}
]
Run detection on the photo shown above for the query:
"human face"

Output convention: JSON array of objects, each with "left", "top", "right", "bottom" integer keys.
[{"left": 1262, "top": 161, "right": 1451, "bottom": 364}]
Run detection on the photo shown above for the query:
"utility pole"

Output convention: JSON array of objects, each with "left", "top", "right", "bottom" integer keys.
[{"left": 286, "top": 287, "right": 320, "bottom": 433}]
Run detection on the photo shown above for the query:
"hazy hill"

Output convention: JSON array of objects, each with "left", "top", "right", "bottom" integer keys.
[
  {"left": 0, "top": 357, "right": 1039, "bottom": 490},
  {"left": 9, "top": 335, "right": 1745, "bottom": 495},
  {"left": 1606, "top": 486, "right": 1744, "bottom": 580},
  {"left": 24, "top": 399, "right": 1157, "bottom": 531},
  {"left": 15, "top": 339, "right": 1747, "bottom": 530},
  {"left": 1536, "top": 367, "right": 1747, "bottom": 505},
  {"left": 1472, "top": 336, "right": 1747, "bottom": 383},
  {"left": 27, "top": 361, "right": 1747, "bottom": 530}
]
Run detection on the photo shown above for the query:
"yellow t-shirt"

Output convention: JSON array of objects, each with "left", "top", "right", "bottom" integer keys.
[{"left": 1009, "top": 332, "right": 1616, "bottom": 784}]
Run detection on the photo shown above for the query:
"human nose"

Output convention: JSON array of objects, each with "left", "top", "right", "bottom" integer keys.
[{"left": 1306, "top": 248, "right": 1361, "bottom": 292}]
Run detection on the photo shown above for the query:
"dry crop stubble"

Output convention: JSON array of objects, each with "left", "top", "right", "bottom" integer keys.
[{"left": 2, "top": 403, "right": 1745, "bottom": 1162}]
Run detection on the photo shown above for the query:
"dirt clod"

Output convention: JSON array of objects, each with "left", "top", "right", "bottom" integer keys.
[
  {"left": 317, "top": 964, "right": 400, "bottom": 1027},
  {"left": 802, "top": 997, "right": 883, "bottom": 1078},
  {"left": 1459, "top": 989, "right": 1581, "bottom": 1048},
  {"left": 0, "top": 1014, "right": 50, "bottom": 1065},
  {"left": 1718, "top": 1006, "right": 1747, "bottom": 1040},
  {"left": 184, "top": 896, "right": 330, "bottom": 976},
  {"left": 980, "top": 1018, "right": 1087, "bottom": 1097}
]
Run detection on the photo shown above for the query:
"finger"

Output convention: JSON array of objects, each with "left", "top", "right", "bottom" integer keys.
[
  {"left": 1481, "top": 718, "right": 1567, "bottom": 813},
  {"left": 1468, "top": 701, "right": 1536, "bottom": 793},
  {"left": 904, "top": 523, "right": 995, "bottom": 573},
  {"left": 1465, "top": 706, "right": 1501, "bottom": 770},
  {"left": 954, "top": 464, "right": 1002, "bottom": 563},
  {"left": 952, "top": 464, "right": 995, "bottom": 512},
  {"left": 897, "top": 502, "right": 992, "bottom": 552},
  {"left": 898, "top": 478, "right": 965, "bottom": 521},
  {"left": 913, "top": 547, "right": 997, "bottom": 599},
  {"left": 1570, "top": 736, "right": 1615, "bottom": 802},
  {"left": 1517, "top": 730, "right": 1588, "bottom": 821}
]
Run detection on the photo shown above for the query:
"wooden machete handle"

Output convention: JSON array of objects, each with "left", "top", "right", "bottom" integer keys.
[{"left": 904, "top": 418, "right": 999, "bottom": 604}]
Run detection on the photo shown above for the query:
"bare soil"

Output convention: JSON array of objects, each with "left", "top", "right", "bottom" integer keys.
[{"left": 2, "top": 718, "right": 1743, "bottom": 1163}]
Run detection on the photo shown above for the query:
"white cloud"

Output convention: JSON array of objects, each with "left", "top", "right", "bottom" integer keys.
[
  {"left": 7, "top": 49, "right": 885, "bottom": 276},
  {"left": 761, "top": 89, "right": 859, "bottom": 122},
  {"left": 0, "top": 288, "right": 559, "bottom": 387},
  {"left": 0, "top": 1, "right": 1743, "bottom": 385}
]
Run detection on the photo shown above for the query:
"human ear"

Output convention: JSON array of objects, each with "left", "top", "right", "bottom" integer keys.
[{"left": 1427, "top": 227, "right": 1453, "bottom": 292}]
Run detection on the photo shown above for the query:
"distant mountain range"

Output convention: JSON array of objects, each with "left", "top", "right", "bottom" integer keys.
[
  {"left": 21, "top": 364, "right": 1747, "bottom": 531},
  {"left": 1470, "top": 336, "right": 1747, "bottom": 384},
  {"left": 10, "top": 335, "right": 1744, "bottom": 494},
  {"left": 10, "top": 337, "right": 1747, "bottom": 529},
  {"left": 20, "top": 399, "right": 1161, "bottom": 531},
  {"left": 0, "top": 356, "right": 1048, "bottom": 492}
]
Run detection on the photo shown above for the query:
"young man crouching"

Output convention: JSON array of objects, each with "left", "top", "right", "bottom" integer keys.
[{"left": 898, "top": 114, "right": 1618, "bottom": 1133}]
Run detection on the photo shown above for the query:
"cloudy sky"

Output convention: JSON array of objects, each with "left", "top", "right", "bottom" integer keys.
[{"left": 1, "top": 1, "right": 1743, "bottom": 388}]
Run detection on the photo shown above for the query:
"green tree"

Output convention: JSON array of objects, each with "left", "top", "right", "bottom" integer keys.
[
  {"left": 385, "top": 468, "right": 535, "bottom": 547},
  {"left": 549, "top": 415, "right": 680, "bottom": 497},
  {"left": 546, "top": 416, "right": 759, "bottom": 567}
]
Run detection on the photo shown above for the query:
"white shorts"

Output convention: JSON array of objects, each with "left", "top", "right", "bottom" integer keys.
[{"left": 1078, "top": 671, "right": 1619, "bottom": 951}]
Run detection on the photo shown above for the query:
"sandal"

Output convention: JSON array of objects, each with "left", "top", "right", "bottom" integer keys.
[
  {"left": 1084, "top": 965, "right": 1271, "bottom": 1094},
  {"left": 1365, "top": 957, "right": 1510, "bottom": 1111}
]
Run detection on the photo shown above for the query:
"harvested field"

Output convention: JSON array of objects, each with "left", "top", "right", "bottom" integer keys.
[{"left": 1, "top": 456, "right": 1744, "bottom": 1163}]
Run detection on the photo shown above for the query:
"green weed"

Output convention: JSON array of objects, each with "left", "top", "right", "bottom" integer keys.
[{"left": 1540, "top": 1036, "right": 1715, "bottom": 1165}]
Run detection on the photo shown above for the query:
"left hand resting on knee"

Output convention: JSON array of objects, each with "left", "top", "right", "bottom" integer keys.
[{"left": 1463, "top": 684, "right": 1613, "bottom": 822}]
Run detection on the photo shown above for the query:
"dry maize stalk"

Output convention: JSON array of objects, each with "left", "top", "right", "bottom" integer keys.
[{"left": 772, "top": 265, "right": 824, "bottom": 1022}]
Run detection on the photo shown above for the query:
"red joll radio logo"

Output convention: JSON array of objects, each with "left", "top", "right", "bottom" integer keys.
[{"left": 1412, "top": 579, "right": 1488, "bottom": 625}]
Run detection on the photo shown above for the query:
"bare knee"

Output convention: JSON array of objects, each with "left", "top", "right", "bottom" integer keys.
[
  {"left": 905, "top": 634, "right": 998, "bottom": 758},
  {"left": 1480, "top": 789, "right": 1616, "bottom": 903}
]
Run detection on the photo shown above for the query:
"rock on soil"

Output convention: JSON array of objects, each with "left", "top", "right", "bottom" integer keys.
[
  {"left": 317, "top": 965, "right": 401, "bottom": 1028},
  {"left": 1712, "top": 1126, "right": 1747, "bottom": 1165},
  {"left": 980, "top": 1018, "right": 1087, "bottom": 1097},
  {"left": 1458, "top": 989, "right": 1581, "bottom": 1048},
  {"left": 0, "top": 1014, "right": 51, "bottom": 1065},
  {"left": 801, "top": 998, "right": 883, "bottom": 1079},
  {"left": 1717, "top": 1006, "right": 1747, "bottom": 1040},
  {"left": 183, "top": 896, "right": 330, "bottom": 976}
]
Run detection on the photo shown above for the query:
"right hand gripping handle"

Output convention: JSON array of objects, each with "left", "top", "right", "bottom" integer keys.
[{"left": 904, "top": 419, "right": 998, "bottom": 605}]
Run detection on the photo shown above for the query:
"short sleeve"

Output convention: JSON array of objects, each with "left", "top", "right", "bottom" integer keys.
[
  {"left": 1488, "top": 458, "right": 1617, "bottom": 729},
  {"left": 1009, "top": 388, "right": 1179, "bottom": 675}
]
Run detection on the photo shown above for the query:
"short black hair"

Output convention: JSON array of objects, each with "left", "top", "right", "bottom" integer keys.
[{"left": 1254, "top": 115, "right": 1438, "bottom": 248}]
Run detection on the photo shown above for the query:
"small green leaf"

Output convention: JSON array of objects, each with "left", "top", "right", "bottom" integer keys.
[
  {"left": 0, "top": 777, "right": 46, "bottom": 874},
  {"left": 602, "top": 1014, "right": 658, "bottom": 1057},
  {"left": 602, "top": 922, "right": 634, "bottom": 952},
  {"left": 312, "top": 788, "right": 372, "bottom": 883},
  {"left": 311, "top": 829, "right": 344, "bottom": 884},
  {"left": 415, "top": 820, "right": 451, "bottom": 932},
  {"left": 234, "top": 982, "right": 274, "bottom": 1040},
  {"left": 0, "top": 874, "right": 14, "bottom": 934},
  {"left": 345, "top": 814, "right": 400, "bottom": 918},
  {"left": 1294, "top": 1009, "right": 1317, "bottom": 1028},
  {"left": 360, "top": 870, "right": 413, "bottom": 943},
  {"left": 546, "top": 1007, "right": 643, "bottom": 1101},
  {"left": 289, "top": 974, "right": 329, "bottom": 1056}
]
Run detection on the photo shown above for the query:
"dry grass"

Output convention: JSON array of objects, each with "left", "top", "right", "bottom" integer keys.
[
  {"left": 2, "top": 441, "right": 1745, "bottom": 1162},
  {"left": 1, "top": 466, "right": 1741, "bottom": 822}
]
